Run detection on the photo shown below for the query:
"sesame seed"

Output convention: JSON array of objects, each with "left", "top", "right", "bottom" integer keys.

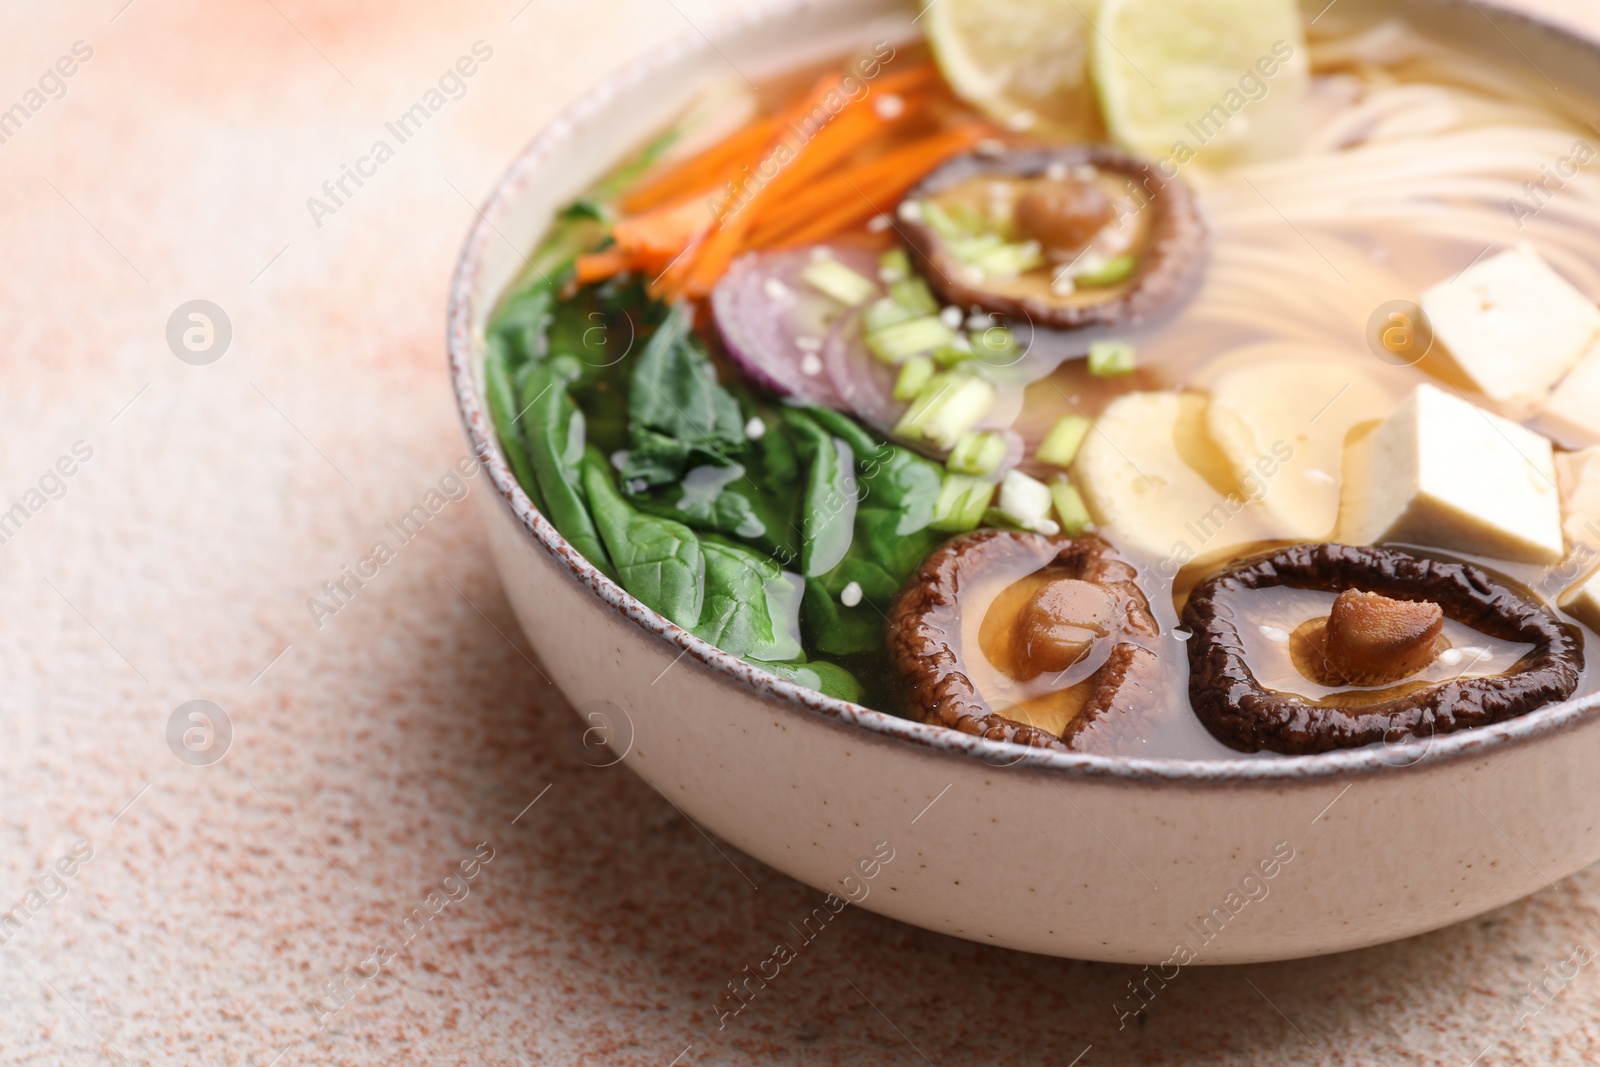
[
  {"left": 866, "top": 213, "right": 893, "bottom": 232},
  {"left": 840, "top": 581, "right": 863, "bottom": 607},
  {"left": 800, "top": 354, "right": 823, "bottom": 376},
  {"left": 764, "top": 277, "right": 792, "bottom": 302},
  {"left": 897, "top": 200, "right": 925, "bottom": 222},
  {"left": 795, "top": 335, "right": 823, "bottom": 352},
  {"left": 939, "top": 306, "right": 963, "bottom": 329},
  {"left": 744, "top": 416, "right": 766, "bottom": 440},
  {"left": 874, "top": 93, "right": 905, "bottom": 120}
]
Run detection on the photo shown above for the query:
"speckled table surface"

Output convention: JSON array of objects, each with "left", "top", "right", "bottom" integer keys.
[{"left": 7, "top": 0, "right": 1600, "bottom": 1064}]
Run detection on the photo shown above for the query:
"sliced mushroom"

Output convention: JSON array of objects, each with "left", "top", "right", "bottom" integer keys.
[
  {"left": 886, "top": 530, "right": 1164, "bottom": 753},
  {"left": 897, "top": 145, "right": 1207, "bottom": 330},
  {"left": 1182, "top": 543, "right": 1585, "bottom": 754}
]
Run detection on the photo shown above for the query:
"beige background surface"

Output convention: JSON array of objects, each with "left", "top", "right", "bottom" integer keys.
[{"left": 4, "top": 0, "right": 1600, "bottom": 1063}]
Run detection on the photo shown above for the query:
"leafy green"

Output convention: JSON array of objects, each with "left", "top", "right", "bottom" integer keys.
[
  {"left": 784, "top": 410, "right": 858, "bottom": 579},
  {"left": 799, "top": 422, "right": 945, "bottom": 656},
  {"left": 634, "top": 460, "right": 794, "bottom": 560},
  {"left": 520, "top": 357, "right": 616, "bottom": 582},
  {"left": 484, "top": 334, "right": 546, "bottom": 514},
  {"left": 582, "top": 450, "right": 703, "bottom": 629},
  {"left": 750, "top": 659, "right": 864, "bottom": 703},
  {"left": 695, "top": 538, "right": 803, "bottom": 662},
  {"left": 622, "top": 304, "right": 745, "bottom": 486},
  {"left": 805, "top": 406, "right": 881, "bottom": 460},
  {"left": 490, "top": 284, "right": 555, "bottom": 366}
]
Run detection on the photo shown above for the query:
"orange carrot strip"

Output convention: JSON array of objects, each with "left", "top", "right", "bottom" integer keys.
[
  {"left": 681, "top": 104, "right": 890, "bottom": 296},
  {"left": 611, "top": 196, "right": 718, "bottom": 260},
  {"left": 746, "top": 122, "right": 984, "bottom": 247},
  {"left": 574, "top": 248, "right": 638, "bottom": 284},
  {"left": 621, "top": 116, "right": 780, "bottom": 214},
  {"left": 863, "top": 59, "right": 941, "bottom": 99}
]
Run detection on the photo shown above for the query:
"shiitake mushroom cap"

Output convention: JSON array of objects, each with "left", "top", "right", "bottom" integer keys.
[
  {"left": 896, "top": 144, "right": 1208, "bottom": 330},
  {"left": 1181, "top": 543, "right": 1585, "bottom": 755},
  {"left": 886, "top": 530, "right": 1161, "bottom": 753}
]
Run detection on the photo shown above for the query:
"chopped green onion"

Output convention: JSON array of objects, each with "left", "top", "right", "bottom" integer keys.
[
  {"left": 1088, "top": 339, "right": 1136, "bottom": 377},
  {"left": 946, "top": 430, "right": 1009, "bottom": 475},
  {"left": 921, "top": 200, "right": 964, "bottom": 240},
  {"left": 932, "top": 474, "right": 996, "bottom": 532},
  {"left": 894, "top": 372, "right": 996, "bottom": 450},
  {"left": 971, "top": 324, "right": 1018, "bottom": 362},
  {"left": 947, "top": 233, "right": 1004, "bottom": 260},
  {"left": 893, "top": 356, "right": 936, "bottom": 401},
  {"left": 866, "top": 315, "right": 957, "bottom": 364},
  {"left": 1076, "top": 254, "right": 1137, "bottom": 287},
  {"left": 1050, "top": 476, "right": 1093, "bottom": 535},
  {"left": 1034, "top": 415, "right": 1092, "bottom": 467},
  {"left": 980, "top": 507, "right": 1025, "bottom": 531},
  {"left": 998, "top": 469, "right": 1054, "bottom": 531},
  {"left": 878, "top": 247, "right": 911, "bottom": 281},
  {"left": 968, "top": 240, "right": 1044, "bottom": 278},
  {"left": 889, "top": 276, "right": 939, "bottom": 316},
  {"left": 801, "top": 258, "right": 878, "bottom": 306},
  {"left": 933, "top": 343, "right": 974, "bottom": 368},
  {"left": 864, "top": 296, "right": 919, "bottom": 333}
]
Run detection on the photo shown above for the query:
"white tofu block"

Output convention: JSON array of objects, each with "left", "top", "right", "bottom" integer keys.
[
  {"left": 1338, "top": 383, "right": 1564, "bottom": 563},
  {"left": 1556, "top": 446, "right": 1600, "bottom": 553},
  {"left": 1420, "top": 244, "right": 1600, "bottom": 410},
  {"left": 1560, "top": 566, "right": 1600, "bottom": 632},
  {"left": 1545, "top": 337, "right": 1600, "bottom": 444}
]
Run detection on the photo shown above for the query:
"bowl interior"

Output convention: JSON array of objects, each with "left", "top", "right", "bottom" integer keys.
[{"left": 449, "top": 0, "right": 1600, "bottom": 783}]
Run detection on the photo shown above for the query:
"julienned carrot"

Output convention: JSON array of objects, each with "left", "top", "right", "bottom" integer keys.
[
  {"left": 575, "top": 248, "right": 637, "bottom": 284},
  {"left": 863, "top": 59, "right": 941, "bottom": 99},
  {"left": 621, "top": 116, "right": 780, "bottom": 214},
  {"left": 747, "top": 124, "right": 988, "bottom": 248},
  {"left": 679, "top": 100, "right": 894, "bottom": 296},
  {"left": 611, "top": 196, "right": 718, "bottom": 260}
]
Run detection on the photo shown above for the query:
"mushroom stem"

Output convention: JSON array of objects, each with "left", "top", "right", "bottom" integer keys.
[{"left": 1292, "top": 589, "right": 1448, "bottom": 687}]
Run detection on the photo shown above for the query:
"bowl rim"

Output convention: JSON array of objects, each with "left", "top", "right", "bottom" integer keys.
[{"left": 447, "top": 0, "right": 1600, "bottom": 785}]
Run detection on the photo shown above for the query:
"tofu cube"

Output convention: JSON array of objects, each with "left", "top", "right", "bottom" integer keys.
[
  {"left": 1420, "top": 244, "right": 1600, "bottom": 411},
  {"left": 1560, "top": 566, "right": 1600, "bottom": 632},
  {"left": 1338, "top": 384, "right": 1564, "bottom": 563},
  {"left": 1545, "top": 337, "right": 1600, "bottom": 444},
  {"left": 1556, "top": 446, "right": 1600, "bottom": 553}
]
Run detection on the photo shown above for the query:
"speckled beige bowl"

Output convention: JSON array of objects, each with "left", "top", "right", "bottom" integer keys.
[{"left": 449, "top": 0, "right": 1600, "bottom": 963}]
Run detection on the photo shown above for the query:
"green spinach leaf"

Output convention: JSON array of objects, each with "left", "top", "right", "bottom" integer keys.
[
  {"left": 695, "top": 537, "right": 804, "bottom": 662},
  {"left": 520, "top": 357, "right": 616, "bottom": 582},
  {"left": 784, "top": 410, "right": 859, "bottom": 579},
  {"left": 750, "top": 659, "right": 864, "bottom": 703},
  {"left": 484, "top": 334, "right": 546, "bottom": 514},
  {"left": 798, "top": 421, "right": 945, "bottom": 656},
  {"left": 582, "top": 450, "right": 704, "bottom": 630},
  {"left": 490, "top": 285, "right": 555, "bottom": 366},
  {"left": 622, "top": 304, "right": 745, "bottom": 486}
]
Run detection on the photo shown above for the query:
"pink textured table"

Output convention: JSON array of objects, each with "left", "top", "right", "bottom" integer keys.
[{"left": 5, "top": 1, "right": 1600, "bottom": 1063}]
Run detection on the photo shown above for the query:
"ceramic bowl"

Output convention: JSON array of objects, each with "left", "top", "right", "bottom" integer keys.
[{"left": 448, "top": 0, "right": 1600, "bottom": 963}]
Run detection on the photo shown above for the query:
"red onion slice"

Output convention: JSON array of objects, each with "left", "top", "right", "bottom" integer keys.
[{"left": 711, "top": 245, "right": 883, "bottom": 410}]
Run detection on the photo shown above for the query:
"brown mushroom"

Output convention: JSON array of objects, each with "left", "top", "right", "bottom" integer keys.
[
  {"left": 896, "top": 145, "right": 1207, "bottom": 330},
  {"left": 1182, "top": 544, "right": 1585, "bottom": 755},
  {"left": 1290, "top": 589, "right": 1450, "bottom": 687},
  {"left": 886, "top": 530, "right": 1164, "bottom": 753}
]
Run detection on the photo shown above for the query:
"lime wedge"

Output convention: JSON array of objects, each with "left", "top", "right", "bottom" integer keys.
[
  {"left": 1091, "top": 0, "right": 1308, "bottom": 164},
  {"left": 924, "top": 0, "right": 1105, "bottom": 140}
]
